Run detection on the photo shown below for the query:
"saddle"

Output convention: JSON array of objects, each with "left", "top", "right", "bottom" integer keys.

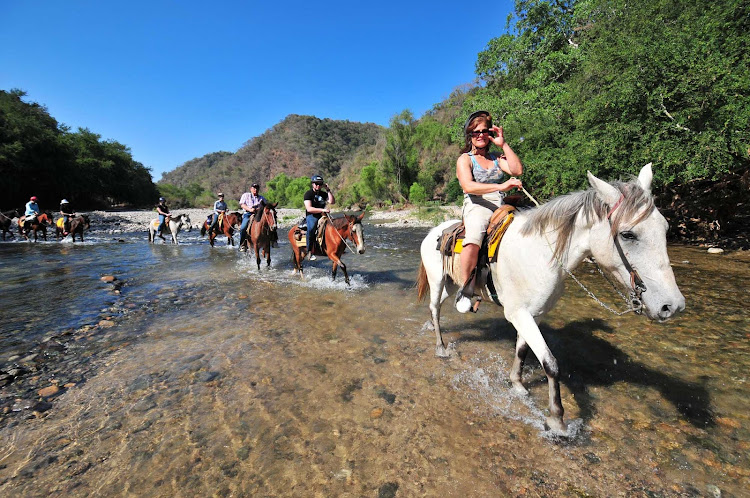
[{"left": 437, "top": 205, "right": 515, "bottom": 261}]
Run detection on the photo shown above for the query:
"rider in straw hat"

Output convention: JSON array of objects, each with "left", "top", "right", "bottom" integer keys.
[{"left": 209, "top": 192, "right": 227, "bottom": 234}]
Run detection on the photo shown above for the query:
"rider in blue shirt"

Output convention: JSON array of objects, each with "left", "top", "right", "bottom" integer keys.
[
  {"left": 209, "top": 193, "right": 227, "bottom": 233},
  {"left": 23, "top": 196, "right": 41, "bottom": 235}
]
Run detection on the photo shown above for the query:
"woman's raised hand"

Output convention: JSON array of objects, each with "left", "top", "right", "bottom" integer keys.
[{"left": 490, "top": 126, "right": 506, "bottom": 147}]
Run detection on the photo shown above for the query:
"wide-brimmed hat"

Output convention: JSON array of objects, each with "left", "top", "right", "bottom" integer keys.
[
  {"left": 61, "top": 199, "right": 69, "bottom": 204},
  {"left": 217, "top": 192, "right": 224, "bottom": 197},
  {"left": 30, "top": 196, "right": 38, "bottom": 201}
]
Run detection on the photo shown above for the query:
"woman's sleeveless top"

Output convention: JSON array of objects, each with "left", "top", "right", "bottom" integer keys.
[{"left": 469, "top": 152, "right": 505, "bottom": 184}]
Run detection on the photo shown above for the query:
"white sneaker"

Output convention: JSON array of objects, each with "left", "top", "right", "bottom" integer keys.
[
  {"left": 455, "top": 295, "right": 472, "bottom": 314},
  {"left": 309, "top": 255, "right": 317, "bottom": 261}
]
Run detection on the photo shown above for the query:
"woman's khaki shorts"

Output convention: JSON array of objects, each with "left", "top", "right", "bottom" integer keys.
[{"left": 462, "top": 193, "right": 504, "bottom": 246}]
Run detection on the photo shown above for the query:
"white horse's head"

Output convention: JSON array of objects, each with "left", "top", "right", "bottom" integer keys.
[{"left": 587, "top": 163, "right": 685, "bottom": 321}]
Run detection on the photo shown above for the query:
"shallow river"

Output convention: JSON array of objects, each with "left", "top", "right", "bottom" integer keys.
[{"left": 0, "top": 217, "right": 748, "bottom": 497}]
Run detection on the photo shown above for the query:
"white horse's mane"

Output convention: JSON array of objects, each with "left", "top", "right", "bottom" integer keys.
[{"left": 520, "top": 179, "right": 655, "bottom": 260}]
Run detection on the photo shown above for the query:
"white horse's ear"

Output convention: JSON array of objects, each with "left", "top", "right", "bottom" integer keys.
[
  {"left": 637, "top": 162, "right": 653, "bottom": 195},
  {"left": 587, "top": 170, "right": 621, "bottom": 206}
]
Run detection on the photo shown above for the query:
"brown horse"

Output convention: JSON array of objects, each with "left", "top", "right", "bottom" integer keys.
[
  {"left": 201, "top": 211, "right": 241, "bottom": 247},
  {"left": 246, "top": 202, "right": 278, "bottom": 269},
  {"left": 1, "top": 209, "right": 20, "bottom": 240},
  {"left": 56, "top": 214, "right": 91, "bottom": 242},
  {"left": 288, "top": 212, "right": 366, "bottom": 285},
  {"left": 18, "top": 212, "right": 53, "bottom": 242}
]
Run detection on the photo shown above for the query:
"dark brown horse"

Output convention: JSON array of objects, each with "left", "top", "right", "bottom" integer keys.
[
  {"left": 0, "top": 209, "right": 20, "bottom": 240},
  {"left": 201, "top": 211, "right": 241, "bottom": 247},
  {"left": 18, "top": 212, "right": 53, "bottom": 242},
  {"left": 246, "top": 202, "right": 278, "bottom": 269},
  {"left": 56, "top": 214, "right": 91, "bottom": 242},
  {"left": 288, "top": 212, "right": 366, "bottom": 285}
]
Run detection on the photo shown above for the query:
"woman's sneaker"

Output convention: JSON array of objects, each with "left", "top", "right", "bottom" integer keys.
[
  {"left": 309, "top": 255, "right": 317, "bottom": 261},
  {"left": 455, "top": 295, "right": 472, "bottom": 313}
]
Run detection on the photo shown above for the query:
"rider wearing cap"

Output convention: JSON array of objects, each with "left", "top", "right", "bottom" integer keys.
[
  {"left": 156, "top": 197, "right": 170, "bottom": 237},
  {"left": 23, "top": 196, "right": 41, "bottom": 235},
  {"left": 209, "top": 192, "right": 227, "bottom": 234},
  {"left": 60, "top": 199, "right": 74, "bottom": 235},
  {"left": 303, "top": 175, "right": 335, "bottom": 260},
  {"left": 239, "top": 183, "right": 266, "bottom": 251},
  {"left": 455, "top": 110, "right": 523, "bottom": 313}
]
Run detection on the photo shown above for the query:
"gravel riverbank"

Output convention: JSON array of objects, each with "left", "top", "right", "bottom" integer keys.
[{"left": 88, "top": 206, "right": 462, "bottom": 233}]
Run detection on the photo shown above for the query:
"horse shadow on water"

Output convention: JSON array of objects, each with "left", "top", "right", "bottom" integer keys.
[{"left": 454, "top": 317, "right": 715, "bottom": 430}]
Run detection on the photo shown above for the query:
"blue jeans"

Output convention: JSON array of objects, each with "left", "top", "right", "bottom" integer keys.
[
  {"left": 306, "top": 214, "right": 320, "bottom": 253},
  {"left": 240, "top": 212, "right": 253, "bottom": 246},
  {"left": 157, "top": 214, "right": 166, "bottom": 233}
]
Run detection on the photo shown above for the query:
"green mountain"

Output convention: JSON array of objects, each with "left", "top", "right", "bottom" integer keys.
[{"left": 158, "top": 114, "right": 384, "bottom": 202}]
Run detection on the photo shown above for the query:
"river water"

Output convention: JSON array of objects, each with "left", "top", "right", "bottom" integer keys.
[{"left": 0, "top": 217, "right": 748, "bottom": 497}]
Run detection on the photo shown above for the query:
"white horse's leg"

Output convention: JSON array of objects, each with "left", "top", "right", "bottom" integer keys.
[
  {"left": 510, "top": 334, "right": 530, "bottom": 395},
  {"left": 430, "top": 276, "right": 451, "bottom": 357},
  {"left": 505, "top": 308, "right": 565, "bottom": 432}
]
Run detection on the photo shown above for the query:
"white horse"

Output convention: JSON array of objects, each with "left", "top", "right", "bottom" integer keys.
[
  {"left": 416, "top": 164, "right": 685, "bottom": 433},
  {"left": 148, "top": 214, "right": 192, "bottom": 244}
]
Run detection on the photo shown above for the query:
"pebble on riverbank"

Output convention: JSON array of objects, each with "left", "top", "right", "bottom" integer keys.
[{"left": 707, "top": 247, "right": 724, "bottom": 254}]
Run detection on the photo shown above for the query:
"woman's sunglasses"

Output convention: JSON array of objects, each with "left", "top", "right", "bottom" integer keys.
[{"left": 470, "top": 129, "right": 491, "bottom": 137}]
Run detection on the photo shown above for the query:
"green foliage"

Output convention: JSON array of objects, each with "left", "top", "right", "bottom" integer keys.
[
  {"left": 408, "top": 182, "right": 427, "bottom": 205},
  {"left": 0, "top": 89, "right": 158, "bottom": 209},
  {"left": 264, "top": 173, "right": 311, "bottom": 208},
  {"left": 444, "top": 178, "right": 464, "bottom": 204},
  {"left": 382, "top": 110, "right": 419, "bottom": 199}
]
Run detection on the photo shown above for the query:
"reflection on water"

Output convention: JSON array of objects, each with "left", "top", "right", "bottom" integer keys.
[{"left": 0, "top": 226, "right": 748, "bottom": 496}]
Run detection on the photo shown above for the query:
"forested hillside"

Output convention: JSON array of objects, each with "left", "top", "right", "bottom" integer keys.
[
  {"left": 0, "top": 90, "right": 158, "bottom": 210},
  {"left": 157, "top": 115, "right": 383, "bottom": 207}
]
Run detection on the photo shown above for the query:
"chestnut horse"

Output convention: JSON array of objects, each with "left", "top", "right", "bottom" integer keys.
[
  {"left": 201, "top": 212, "right": 241, "bottom": 247},
  {"left": 246, "top": 201, "right": 278, "bottom": 269},
  {"left": 288, "top": 212, "right": 366, "bottom": 285},
  {"left": 56, "top": 214, "right": 91, "bottom": 242},
  {"left": 1, "top": 209, "right": 19, "bottom": 240},
  {"left": 18, "top": 212, "right": 53, "bottom": 242}
]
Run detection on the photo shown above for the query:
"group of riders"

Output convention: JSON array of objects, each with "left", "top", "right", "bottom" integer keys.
[
  {"left": 18, "top": 195, "right": 77, "bottom": 238},
  {"left": 167, "top": 174, "right": 335, "bottom": 258},
  {"left": 16, "top": 110, "right": 514, "bottom": 305}
]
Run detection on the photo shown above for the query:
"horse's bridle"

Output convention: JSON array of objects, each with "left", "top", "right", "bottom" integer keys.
[{"left": 608, "top": 195, "right": 647, "bottom": 314}]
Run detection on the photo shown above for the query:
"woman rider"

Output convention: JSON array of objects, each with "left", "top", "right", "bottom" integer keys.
[
  {"left": 455, "top": 110, "right": 523, "bottom": 313},
  {"left": 303, "top": 175, "right": 335, "bottom": 260},
  {"left": 156, "top": 197, "right": 170, "bottom": 237}
]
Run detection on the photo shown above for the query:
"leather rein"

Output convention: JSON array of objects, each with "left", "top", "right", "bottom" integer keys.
[{"left": 607, "top": 195, "right": 647, "bottom": 314}]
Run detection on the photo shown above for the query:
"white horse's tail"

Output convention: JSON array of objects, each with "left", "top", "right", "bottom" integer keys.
[{"left": 416, "top": 262, "right": 429, "bottom": 302}]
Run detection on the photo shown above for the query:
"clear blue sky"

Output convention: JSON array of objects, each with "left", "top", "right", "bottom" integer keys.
[{"left": 1, "top": 1, "right": 513, "bottom": 180}]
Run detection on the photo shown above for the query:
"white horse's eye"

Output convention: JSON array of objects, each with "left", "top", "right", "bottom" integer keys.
[{"left": 620, "top": 231, "right": 638, "bottom": 241}]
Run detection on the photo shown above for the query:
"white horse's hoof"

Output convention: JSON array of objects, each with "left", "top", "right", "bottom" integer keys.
[
  {"left": 421, "top": 321, "right": 435, "bottom": 331},
  {"left": 435, "top": 345, "right": 451, "bottom": 358},
  {"left": 511, "top": 383, "right": 529, "bottom": 396},
  {"left": 545, "top": 416, "right": 567, "bottom": 434}
]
